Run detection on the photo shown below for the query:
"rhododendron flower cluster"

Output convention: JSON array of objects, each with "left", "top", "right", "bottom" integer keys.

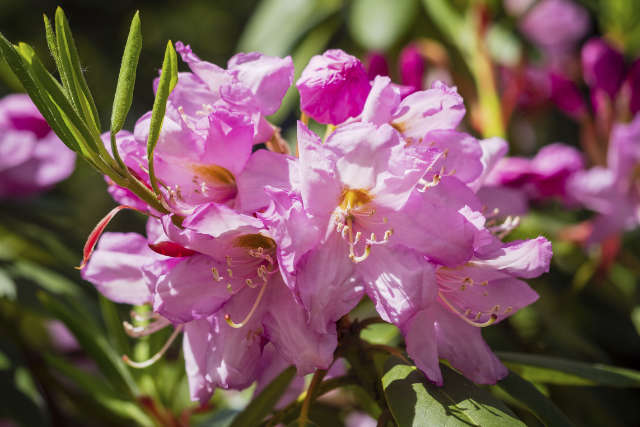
[
  {"left": 0, "top": 94, "right": 76, "bottom": 198},
  {"left": 81, "top": 44, "right": 551, "bottom": 403}
]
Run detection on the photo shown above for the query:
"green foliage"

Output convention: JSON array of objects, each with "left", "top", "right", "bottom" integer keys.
[
  {"left": 382, "top": 357, "right": 525, "bottom": 426},
  {"left": 348, "top": 0, "right": 417, "bottom": 51},
  {"left": 230, "top": 366, "right": 296, "bottom": 427},
  {"left": 146, "top": 40, "right": 177, "bottom": 195},
  {"left": 499, "top": 352, "right": 640, "bottom": 387}
]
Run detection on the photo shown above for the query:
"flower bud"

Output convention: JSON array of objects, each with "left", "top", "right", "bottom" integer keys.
[
  {"left": 296, "top": 49, "right": 371, "bottom": 125},
  {"left": 399, "top": 44, "right": 425, "bottom": 94},
  {"left": 582, "top": 38, "right": 626, "bottom": 99},
  {"left": 549, "top": 72, "right": 586, "bottom": 118}
]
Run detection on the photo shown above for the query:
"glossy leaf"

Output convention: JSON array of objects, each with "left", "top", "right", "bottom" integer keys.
[
  {"left": 147, "top": 40, "right": 178, "bottom": 195},
  {"left": 496, "top": 371, "right": 573, "bottom": 427},
  {"left": 349, "top": 0, "right": 417, "bottom": 51},
  {"left": 111, "top": 11, "right": 142, "bottom": 135},
  {"left": 54, "top": 7, "right": 101, "bottom": 133},
  {"left": 382, "top": 357, "right": 524, "bottom": 427},
  {"left": 230, "top": 366, "right": 296, "bottom": 427},
  {"left": 498, "top": 352, "right": 640, "bottom": 387}
]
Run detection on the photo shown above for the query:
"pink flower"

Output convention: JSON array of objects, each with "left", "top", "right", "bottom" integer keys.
[
  {"left": 297, "top": 49, "right": 371, "bottom": 124},
  {"left": 0, "top": 94, "right": 76, "bottom": 198}
]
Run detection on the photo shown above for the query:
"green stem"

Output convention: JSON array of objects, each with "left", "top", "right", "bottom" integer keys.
[{"left": 298, "top": 369, "right": 327, "bottom": 426}]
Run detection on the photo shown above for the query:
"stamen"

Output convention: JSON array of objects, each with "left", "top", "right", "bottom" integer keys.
[
  {"left": 123, "top": 324, "right": 184, "bottom": 368},
  {"left": 246, "top": 278, "right": 256, "bottom": 288},
  {"left": 227, "top": 268, "right": 233, "bottom": 278},
  {"left": 212, "top": 267, "right": 223, "bottom": 282},
  {"left": 438, "top": 291, "right": 498, "bottom": 327},
  {"left": 123, "top": 317, "right": 170, "bottom": 338},
  {"left": 225, "top": 282, "right": 269, "bottom": 329},
  {"left": 226, "top": 256, "right": 232, "bottom": 267},
  {"left": 349, "top": 244, "right": 372, "bottom": 263}
]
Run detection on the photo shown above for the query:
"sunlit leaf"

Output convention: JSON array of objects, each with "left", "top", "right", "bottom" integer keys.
[
  {"left": 147, "top": 40, "right": 178, "bottom": 195},
  {"left": 496, "top": 371, "right": 573, "bottom": 427},
  {"left": 382, "top": 357, "right": 524, "bottom": 426},
  {"left": 54, "top": 7, "right": 101, "bottom": 133},
  {"left": 111, "top": 11, "right": 142, "bottom": 135}
]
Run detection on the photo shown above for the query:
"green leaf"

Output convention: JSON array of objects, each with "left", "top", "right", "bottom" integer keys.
[
  {"left": 498, "top": 352, "right": 640, "bottom": 387},
  {"left": 37, "top": 292, "right": 138, "bottom": 398},
  {"left": 147, "top": 40, "right": 178, "bottom": 195},
  {"left": 268, "top": 18, "right": 340, "bottom": 125},
  {"left": 0, "top": 269, "right": 16, "bottom": 300},
  {"left": 496, "top": 371, "right": 573, "bottom": 427},
  {"left": 230, "top": 366, "right": 296, "bottom": 427},
  {"left": 238, "top": 0, "right": 343, "bottom": 56},
  {"left": 382, "top": 357, "right": 524, "bottom": 427},
  {"left": 0, "top": 34, "right": 81, "bottom": 154},
  {"left": 45, "top": 354, "right": 154, "bottom": 426},
  {"left": 111, "top": 11, "right": 142, "bottom": 135},
  {"left": 349, "top": 0, "right": 417, "bottom": 51},
  {"left": 16, "top": 42, "right": 97, "bottom": 156},
  {"left": 54, "top": 7, "right": 101, "bottom": 133},
  {"left": 43, "top": 14, "right": 64, "bottom": 89},
  {"left": 99, "top": 296, "right": 130, "bottom": 356}
]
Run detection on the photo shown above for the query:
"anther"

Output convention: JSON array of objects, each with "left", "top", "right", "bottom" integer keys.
[
  {"left": 438, "top": 291, "right": 498, "bottom": 328},
  {"left": 123, "top": 324, "right": 184, "bottom": 369},
  {"left": 227, "top": 268, "right": 233, "bottom": 278},
  {"left": 246, "top": 278, "right": 256, "bottom": 288},
  {"left": 212, "top": 267, "right": 223, "bottom": 282}
]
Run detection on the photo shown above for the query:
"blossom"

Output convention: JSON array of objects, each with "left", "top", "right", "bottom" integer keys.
[
  {"left": 0, "top": 94, "right": 76, "bottom": 198},
  {"left": 102, "top": 44, "right": 294, "bottom": 213},
  {"left": 399, "top": 44, "right": 425, "bottom": 94},
  {"left": 568, "top": 114, "right": 640, "bottom": 243},
  {"left": 484, "top": 143, "right": 584, "bottom": 204},
  {"left": 83, "top": 203, "right": 335, "bottom": 403},
  {"left": 297, "top": 49, "right": 371, "bottom": 124},
  {"left": 519, "top": 0, "right": 589, "bottom": 53},
  {"left": 582, "top": 38, "right": 626, "bottom": 101}
]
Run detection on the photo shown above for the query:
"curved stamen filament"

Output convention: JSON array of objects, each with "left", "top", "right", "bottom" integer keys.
[
  {"left": 225, "top": 281, "right": 269, "bottom": 329},
  {"left": 123, "top": 317, "right": 171, "bottom": 338},
  {"left": 122, "top": 324, "right": 184, "bottom": 369},
  {"left": 438, "top": 291, "right": 497, "bottom": 328},
  {"left": 346, "top": 216, "right": 371, "bottom": 263}
]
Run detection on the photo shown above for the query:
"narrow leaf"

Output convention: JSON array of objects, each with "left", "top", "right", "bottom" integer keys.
[
  {"left": 382, "top": 357, "right": 524, "bottom": 427},
  {"left": 54, "top": 7, "right": 101, "bottom": 133},
  {"left": 99, "top": 296, "right": 130, "bottom": 356},
  {"left": 147, "top": 40, "right": 178, "bottom": 195},
  {"left": 498, "top": 352, "right": 640, "bottom": 387},
  {"left": 43, "top": 14, "right": 64, "bottom": 89},
  {"left": 0, "top": 34, "right": 81, "bottom": 153},
  {"left": 111, "top": 11, "right": 142, "bottom": 134},
  {"left": 230, "top": 366, "right": 296, "bottom": 427},
  {"left": 37, "top": 292, "right": 138, "bottom": 397},
  {"left": 496, "top": 371, "right": 573, "bottom": 427},
  {"left": 45, "top": 354, "right": 153, "bottom": 426}
]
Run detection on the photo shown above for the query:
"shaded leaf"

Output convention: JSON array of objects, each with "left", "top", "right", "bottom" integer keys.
[
  {"left": 37, "top": 292, "right": 138, "bottom": 397},
  {"left": 496, "top": 371, "right": 573, "bottom": 427},
  {"left": 230, "top": 366, "right": 296, "bottom": 427},
  {"left": 382, "top": 357, "right": 524, "bottom": 426},
  {"left": 45, "top": 354, "right": 153, "bottom": 426},
  {"left": 498, "top": 352, "right": 640, "bottom": 387}
]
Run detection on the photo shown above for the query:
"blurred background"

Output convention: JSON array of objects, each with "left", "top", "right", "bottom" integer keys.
[{"left": 2, "top": 0, "right": 640, "bottom": 425}]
